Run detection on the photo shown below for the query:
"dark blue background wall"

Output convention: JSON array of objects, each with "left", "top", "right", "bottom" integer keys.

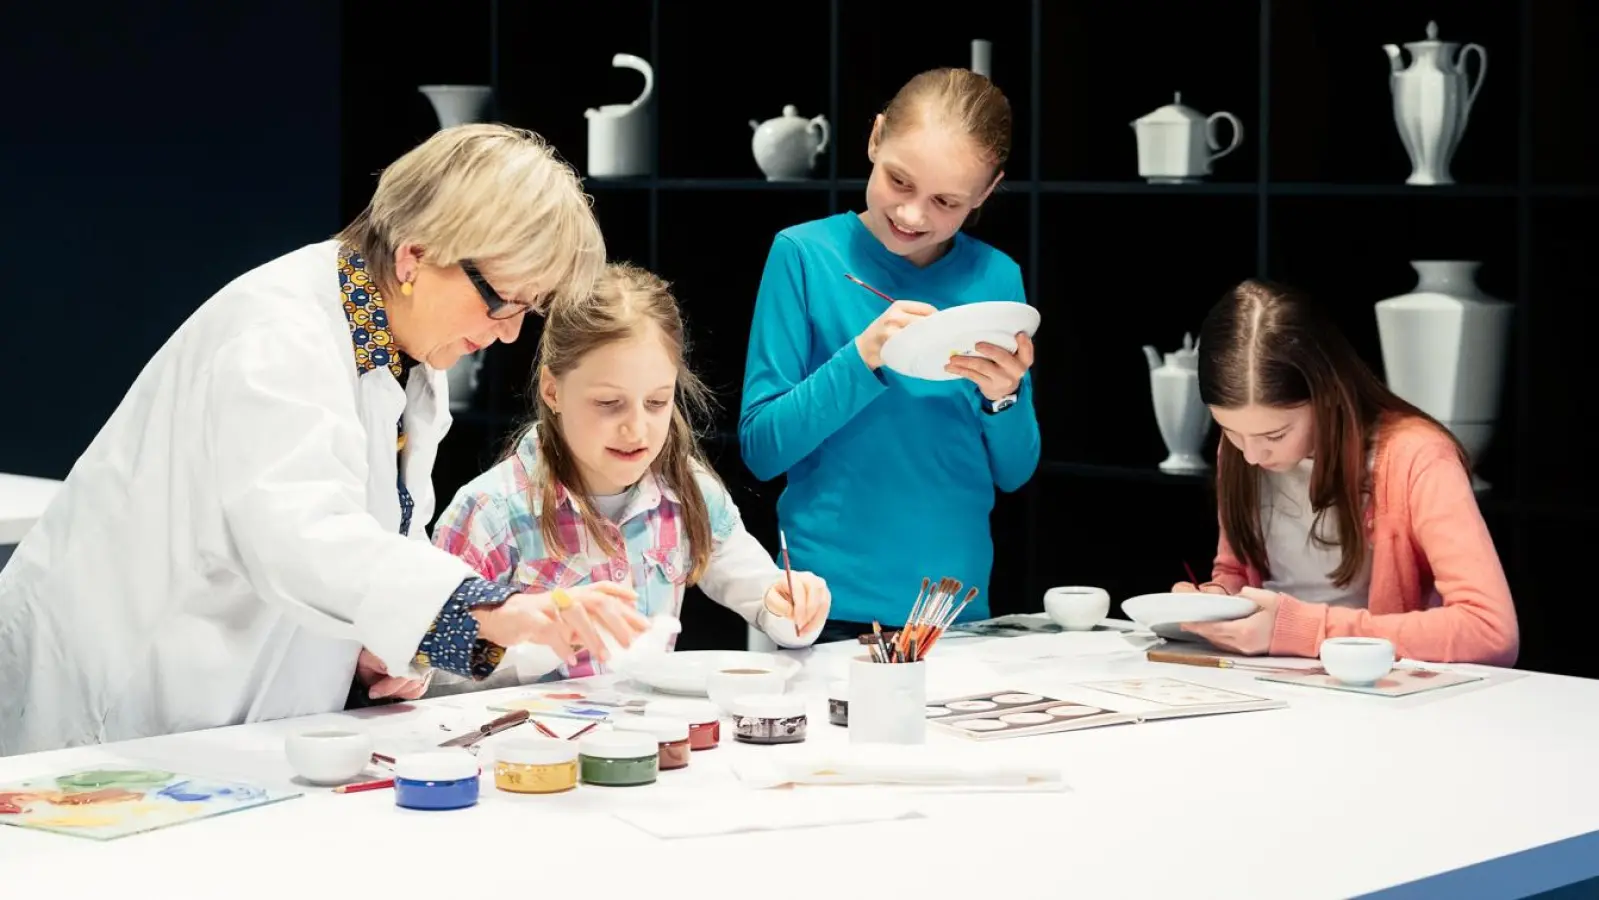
[{"left": 0, "top": 3, "right": 341, "bottom": 478}]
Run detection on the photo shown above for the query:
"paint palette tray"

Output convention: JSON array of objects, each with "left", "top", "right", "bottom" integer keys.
[
  {"left": 925, "top": 690, "right": 1118, "bottom": 739},
  {"left": 0, "top": 767, "right": 300, "bottom": 840}
]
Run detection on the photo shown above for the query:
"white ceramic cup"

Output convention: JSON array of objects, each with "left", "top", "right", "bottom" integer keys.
[
  {"left": 1319, "top": 637, "right": 1396, "bottom": 686},
  {"left": 848, "top": 655, "right": 927, "bottom": 745},
  {"left": 706, "top": 667, "right": 784, "bottom": 714},
  {"left": 284, "top": 728, "right": 374, "bottom": 785},
  {"left": 1043, "top": 586, "right": 1112, "bottom": 631}
]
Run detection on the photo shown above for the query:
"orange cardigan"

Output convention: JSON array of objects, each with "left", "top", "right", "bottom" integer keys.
[{"left": 1209, "top": 415, "right": 1519, "bottom": 666}]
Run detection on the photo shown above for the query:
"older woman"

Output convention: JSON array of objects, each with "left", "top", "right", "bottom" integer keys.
[{"left": 0, "top": 124, "right": 650, "bottom": 756}]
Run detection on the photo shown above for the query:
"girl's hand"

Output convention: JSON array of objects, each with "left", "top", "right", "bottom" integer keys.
[
  {"left": 945, "top": 332, "right": 1034, "bottom": 402},
  {"left": 855, "top": 300, "right": 938, "bottom": 370},
  {"left": 472, "top": 582, "right": 650, "bottom": 665},
  {"left": 1170, "top": 581, "right": 1232, "bottom": 595},
  {"left": 763, "top": 571, "right": 831, "bottom": 636},
  {"left": 1179, "top": 586, "right": 1280, "bottom": 655}
]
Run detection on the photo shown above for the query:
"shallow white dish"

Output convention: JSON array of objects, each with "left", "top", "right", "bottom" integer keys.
[
  {"left": 1121, "top": 592, "right": 1258, "bottom": 642},
  {"left": 881, "top": 301, "right": 1041, "bottom": 382},
  {"left": 627, "top": 650, "right": 803, "bottom": 697}
]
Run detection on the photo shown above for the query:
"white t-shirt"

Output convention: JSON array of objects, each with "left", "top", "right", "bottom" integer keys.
[{"left": 1260, "top": 458, "right": 1372, "bottom": 608}]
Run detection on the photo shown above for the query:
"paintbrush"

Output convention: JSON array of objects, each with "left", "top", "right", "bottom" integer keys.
[
  {"left": 566, "top": 722, "right": 600, "bottom": 741},
  {"left": 1146, "top": 649, "right": 1298, "bottom": 673},
  {"left": 530, "top": 718, "right": 561, "bottom": 740},
  {"left": 844, "top": 272, "right": 895, "bottom": 303}
]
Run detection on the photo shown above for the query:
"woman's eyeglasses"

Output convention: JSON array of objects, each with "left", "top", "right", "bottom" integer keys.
[{"left": 461, "top": 260, "right": 536, "bottom": 320}]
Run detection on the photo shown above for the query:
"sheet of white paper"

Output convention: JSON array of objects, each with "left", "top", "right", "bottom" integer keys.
[
  {"left": 970, "top": 631, "right": 1150, "bottom": 663},
  {"left": 614, "top": 794, "right": 924, "bottom": 839}
]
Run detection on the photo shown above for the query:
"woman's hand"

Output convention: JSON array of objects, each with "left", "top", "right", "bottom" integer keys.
[
  {"left": 472, "top": 582, "right": 650, "bottom": 665},
  {"left": 763, "top": 571, "right": 831, "bottom": 636},
  {"left": 1178, "top": 586, "right": 1281, "bottom": 655},
  {"left": 945, "top": 333, "right": 1034, "bottom": 402},
  {"left": 855, "top": 300, "right": 938, "bottom": 370},
  {"left": 355, "top": 648, "right": 432, "bottom": 701}
]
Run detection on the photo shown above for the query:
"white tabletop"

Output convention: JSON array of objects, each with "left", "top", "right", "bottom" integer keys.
[
  {"left": 1, "top": 625, "right": 1596, "bottom": 900},
  {"left": 0, "top": 472, "right": 62, "bottom": 544}
]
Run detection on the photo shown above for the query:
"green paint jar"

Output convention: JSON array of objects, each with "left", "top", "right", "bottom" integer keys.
[{"left": 578, "top": 731, "right": 658, "bottom": 787}]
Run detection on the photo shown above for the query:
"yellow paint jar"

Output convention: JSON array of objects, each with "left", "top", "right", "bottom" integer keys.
[{"left": 493, "top": 737, "right": 579, "bottom": 794}]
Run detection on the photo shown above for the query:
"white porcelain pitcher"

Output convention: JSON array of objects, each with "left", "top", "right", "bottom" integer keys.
[{"left": 586, "top": 54, "right": 654, "bottom": 178}]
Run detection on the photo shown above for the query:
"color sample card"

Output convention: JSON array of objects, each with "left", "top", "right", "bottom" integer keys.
[
  {"left": 1075, "top": 677, "right": 1271, "bottom": 707},
  {"left": 488, "top": 687, "right": 650, "bottom": 720},
  {"left": 0, "top": 768, "right": 299, "bottom": 841}
]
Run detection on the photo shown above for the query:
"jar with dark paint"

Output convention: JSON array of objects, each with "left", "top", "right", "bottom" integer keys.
[
  {"left": 578, "top": 731, "right": 658, "bottom": 787},
  {"left": 729, "top": 693, "right": 808, "bottom": 745},
  {"left": 828, "top": 679, "right": 849, "bottom": 727}
]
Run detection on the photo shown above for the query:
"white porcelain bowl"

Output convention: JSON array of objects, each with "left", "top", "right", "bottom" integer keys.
[
  {"left": 284, "top": 728, "right": 374, "bottom": 785},
  {"left": 1043, "top": 586, "right": 1111, "bottom": 631},
  {"left": 1319, "top": 637, "right": 1395, "bottom": 686}
]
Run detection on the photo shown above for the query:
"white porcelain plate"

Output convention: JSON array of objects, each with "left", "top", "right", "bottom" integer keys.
[
  {"left": 880, "top": 301, "right": 1042, "bottom": 382},
  {"left": 626, "top": 650, "right": 803, "bottom": 697},
  {"left": 1121, "top": 592, "right": 1259, "bottom": 642}
]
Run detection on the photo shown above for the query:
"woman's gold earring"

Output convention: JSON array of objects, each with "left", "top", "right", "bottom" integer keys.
[{"left": 401, "top": 280, "right": 414, "bottom": 296}]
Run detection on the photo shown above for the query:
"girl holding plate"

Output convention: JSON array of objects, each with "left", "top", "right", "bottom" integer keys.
[{"left": 739, "top": 68, "right": 1041, "bottom": 642}]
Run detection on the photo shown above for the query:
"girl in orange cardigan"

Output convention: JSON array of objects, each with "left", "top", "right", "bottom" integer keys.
[{"left": 1171, "top": 279, "right": 1519, "bottom": 666}]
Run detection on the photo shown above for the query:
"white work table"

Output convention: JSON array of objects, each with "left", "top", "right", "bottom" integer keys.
[
  {"left": 0, "top": 472, "right": 62, "bottom": 545},
  {"left": 1, "top": 624, "right": 1596, "bottom": 900}
]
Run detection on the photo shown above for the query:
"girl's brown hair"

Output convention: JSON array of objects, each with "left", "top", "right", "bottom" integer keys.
[
  {"left": 1198, "top": 279, "right": 1468, "bottom": 586},
  {"left": 518, "top": 263, "right": 718, "bottom": 583},
  {"left": 878, "top": 67, "right": 1012, "bottom": 177}
]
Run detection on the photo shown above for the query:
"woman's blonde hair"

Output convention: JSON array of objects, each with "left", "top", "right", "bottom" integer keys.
[
  {"left": 519, "top": 263, "right": 720, "bottom": 584},
  {"left": 335, "top": 123, "right": 604, "bottom": 311}
]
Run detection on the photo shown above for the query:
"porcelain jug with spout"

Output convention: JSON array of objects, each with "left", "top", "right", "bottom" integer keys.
[
  {"left": 1143, "top": 333, "right": 1212, "bottom": 473},
  {"left": 585, "top": 54, "right": 655, "bottom": 178},
  {"left": 1131, "top": 92, "right": 1244, "bottom": 183},
  {"left": 1383, "top": 21, "right": 1486, "bottom": 186},
  {"left": 749, "top": 105, "right": 830, "bottom": 181}
]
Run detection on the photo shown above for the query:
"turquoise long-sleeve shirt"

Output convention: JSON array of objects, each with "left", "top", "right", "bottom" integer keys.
[{"left": 738, "top": 212, "right": 1041, "bottom": 625}]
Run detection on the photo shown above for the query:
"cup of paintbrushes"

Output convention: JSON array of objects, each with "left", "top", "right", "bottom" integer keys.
[{"left": 847, "top": 654, "right": 927, "bottom": 745}]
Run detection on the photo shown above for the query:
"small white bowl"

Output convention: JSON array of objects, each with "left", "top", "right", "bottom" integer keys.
[
  {"left": 1044, "top": 586, "right": 1111, "bottom": 631},
  {"left": 1319, "top": 637, "right": 1395, "bottom": 686},
  {"left": 706, "top": 667, "right": 785, "bottom": 715},
  {"left": 285, "top": 728, "right": 374, "bottom": 785}
]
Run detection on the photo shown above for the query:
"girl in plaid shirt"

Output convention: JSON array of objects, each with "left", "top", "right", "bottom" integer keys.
[{"left": 432, "top": 263, "right": 831, "bottom": 687}]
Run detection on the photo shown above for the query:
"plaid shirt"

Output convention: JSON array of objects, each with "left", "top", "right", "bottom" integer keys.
[{"left": 432, "top": 426, "right": 774, "bottom": 682}]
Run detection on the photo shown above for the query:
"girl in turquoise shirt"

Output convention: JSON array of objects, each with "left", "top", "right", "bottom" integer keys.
[{"left": 739, "top": 68, "right": 1041, "bottom": 641}]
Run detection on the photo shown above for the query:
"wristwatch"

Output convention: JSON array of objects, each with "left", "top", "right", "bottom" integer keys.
[{"left": 982, "top": 393, "right": 1018, "bottom": 415}]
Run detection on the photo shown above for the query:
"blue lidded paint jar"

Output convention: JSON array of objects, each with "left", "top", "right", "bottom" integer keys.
[{"left": 393, "top": 750, "right": 481, "bottom": 811}]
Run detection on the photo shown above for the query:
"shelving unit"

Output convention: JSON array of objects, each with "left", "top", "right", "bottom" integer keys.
[{"left": 343, "top": 0, "right": 1599, "bottom": 675}]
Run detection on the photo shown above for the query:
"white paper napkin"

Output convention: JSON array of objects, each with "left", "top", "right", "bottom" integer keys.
[
  {"left": 972, "top": 630, "right": 1152, "bottom": 663},
  {"left": 614, "top": 794, "right": 924, "bottom": 839},
  {"left": 730, "top": 744, "right": 1069, "bottom": 793}
]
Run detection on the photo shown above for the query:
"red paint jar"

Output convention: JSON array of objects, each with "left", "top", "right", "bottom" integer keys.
[
  {"left": 645, "top": 699, "right": 722, "bottom": 751},
  {"left": 615, "top": 716, "right": 693, "bottom": 770}
]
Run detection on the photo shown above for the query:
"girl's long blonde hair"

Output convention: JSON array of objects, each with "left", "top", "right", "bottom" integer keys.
[{"left": 517, "top": 263, "right": 718, "bottom": 583}]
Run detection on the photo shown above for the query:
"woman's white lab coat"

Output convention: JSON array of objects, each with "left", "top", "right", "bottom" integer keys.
[{"left": 0, "top": 240, "right": 483, "bottom": 756}]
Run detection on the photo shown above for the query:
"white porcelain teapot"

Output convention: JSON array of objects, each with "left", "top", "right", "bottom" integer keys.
[
  {"left": 1130, "top": 92, "right": 1243, "bottom": 183},
  {"left": 749, "top": 105, "right": 830, "bottom": 181},
  {"left": 1142, "top": 333, "right": 1213, "bottom": 473}
]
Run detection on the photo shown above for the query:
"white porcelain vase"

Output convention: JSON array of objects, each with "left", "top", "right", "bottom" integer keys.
[
  {"left": 1383, "top": 22, "right": 1486, "bottom": 186},
  {"left": 418, "top": 85, "right": 494, "bottom": 411},
  {"left": 1143, "top": 333, "right": 1212, "bottom": 473},
  {"left": 1375, "top": 261, "right": 1512, "bottom": 491},
  {"left": 585, "top": 54, "right": 654, "bottom": 178}
]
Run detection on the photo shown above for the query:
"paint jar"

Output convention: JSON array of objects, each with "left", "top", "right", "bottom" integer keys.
[
  {"left": 578, "top": 731, "right": 659, "bottom": 787},
  {"left": 493, "top": 737, "right": 579, "bottom": 794},
  {"left": 614, "top": 715, "right": 692, "bottom": 770},
  {"left": 828, "top": 679, "right": 850, "bottom": 727},
  {"left": 644, "top": 698, "right": 721, "bottom": 750},
  {"left": 393, "top": 750, "right": 480, "bottom": 811},
  {"left": 730, "top": 693, "right": 808, "bottom": 745},
  {"left": 849, "top": 655, "right": 927, "bottom": 745}
]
